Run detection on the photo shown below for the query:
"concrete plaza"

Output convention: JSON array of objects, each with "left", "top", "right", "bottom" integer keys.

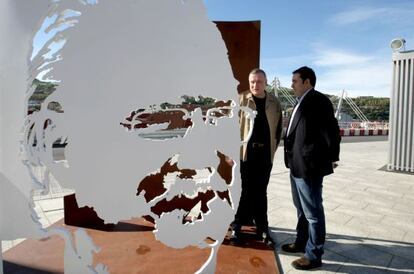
[
  {"left": 2, "top": 139, "right": 414, "bottom": 273},
  {"left": 269, "top": 140, "right": 414, "bottom": 273}
]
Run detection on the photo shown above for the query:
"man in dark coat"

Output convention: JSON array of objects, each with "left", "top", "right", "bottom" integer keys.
[{"left": 282, "top": 66, "right": 340, "bottom": 270}]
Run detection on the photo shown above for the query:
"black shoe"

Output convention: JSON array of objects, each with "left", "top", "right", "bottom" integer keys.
[
  {"left": 229, "top": 229, "right": 244, "bottom": 244},
  {"left": 263, "top": 233, "right": 275, "bottom": 246},
  {"left": 291, "top": 256, "right": 322, "bottom": 270},
  {"left": 256, "top": 231, "right": 275, "bottom": 246},
  {"left": 230, "top": 221, "right": 241, "bottom": 232},
  {"left": 281, "top": 243, "right": 305, "bottom": 253}
]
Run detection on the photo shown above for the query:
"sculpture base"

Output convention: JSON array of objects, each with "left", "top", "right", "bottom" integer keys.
[{"left": 3, "top": 218, "right": 279, "bottom": 273}]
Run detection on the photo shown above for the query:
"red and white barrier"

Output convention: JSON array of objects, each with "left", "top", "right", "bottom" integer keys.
[{"left": 339, "top": 128, "right": 389, "bottom": 136}]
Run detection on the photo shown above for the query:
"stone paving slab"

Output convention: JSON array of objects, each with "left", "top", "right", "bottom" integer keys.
[
  {"left": 269, "top": 140, "right": 414, "bottom": 273},
  {"left": 36, "top": 197, "right": 64, "bottom": 212},
  {"left": 2, "top": 140, "right": 414, "bottom": 274}
]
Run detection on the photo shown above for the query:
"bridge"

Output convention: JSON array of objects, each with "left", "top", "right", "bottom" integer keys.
[{"left": 271, "top": 77, "right": 389, "bottom": 136}]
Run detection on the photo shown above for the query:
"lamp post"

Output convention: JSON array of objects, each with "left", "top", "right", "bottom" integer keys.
[{"left": 388, "top": 37, "right": 414, "bottom": 173}]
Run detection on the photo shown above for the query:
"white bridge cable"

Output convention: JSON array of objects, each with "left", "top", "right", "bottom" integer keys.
[
  {"left": 271, "top": 80, "right": 371, "bottom": 125},
  {"left": 332, "top": 90, "right": 370, "bottom": 123},
  {"left": 344, "top": 96, "right": 370, "bottom": 123},
  {"left": 272, "top": 77, "right": 296, "bottom": 106}
]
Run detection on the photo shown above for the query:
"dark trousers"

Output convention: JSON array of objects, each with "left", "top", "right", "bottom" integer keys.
[{"left": 233, "top": 145, "right": 272, "bottom": 233}]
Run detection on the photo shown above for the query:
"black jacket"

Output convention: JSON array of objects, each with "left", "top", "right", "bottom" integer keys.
[{"left": 284, "top": 89, "right": 341, "bottom": 179}]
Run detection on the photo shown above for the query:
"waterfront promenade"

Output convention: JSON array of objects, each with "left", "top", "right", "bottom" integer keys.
[{"left": 2, "top": 139, "right": 414, "bottom": 273}]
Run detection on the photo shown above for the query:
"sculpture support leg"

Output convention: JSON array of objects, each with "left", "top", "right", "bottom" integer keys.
[
  {"left": 1, "top": 243, "right": 4, "bottom": 274},
  {"left": 195, "top": 243, "right": 219, "bottom": 274}
]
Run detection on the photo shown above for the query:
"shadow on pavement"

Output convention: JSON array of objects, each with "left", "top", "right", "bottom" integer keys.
[
  {"left": 270, "top": 227, "right": 414, "bottom": 273},
  {"left": 4, "top": 261, "right": 59, "bottom": 274}
]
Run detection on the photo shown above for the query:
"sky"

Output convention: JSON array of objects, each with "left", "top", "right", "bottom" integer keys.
[{"left": 204, "top": 0, "right": 414, "bottom": 97}]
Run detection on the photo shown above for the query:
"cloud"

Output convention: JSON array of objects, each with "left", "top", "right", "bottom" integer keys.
[
  {"left": 311, "top": 46, "right": 391, "bottom": 97},
  {"left": 262, "top": 55, "right": 311, "bottom": 71},
  {"left": 331, "top": 6, "right": 414, "bottom": 26},
  {"left": 313, "top": 48, "right": 373, "bottom": 67},
  {"left": 263, "top": 46, "right": 392, "bottom": 97},
  {"left": 331, "top": 7, "right": 388, "bottom": 25},
  {"left": 317, "top": 62, "right": 391, "bottom": 97}
]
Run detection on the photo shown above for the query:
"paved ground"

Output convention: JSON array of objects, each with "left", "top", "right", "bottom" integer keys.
[
  {"left": 2, "top": 139, "right": 414, "bottom": 273},
  {"left": 1, "top": 176, "right": 72, "bottom": 252},
  {"left": 268, "top": 140, "right": 414, "bottom": 273}
]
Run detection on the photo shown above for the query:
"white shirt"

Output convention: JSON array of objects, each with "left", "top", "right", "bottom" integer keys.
[{"left": 287, "top": 88, "right": 312, "bottom": 135}]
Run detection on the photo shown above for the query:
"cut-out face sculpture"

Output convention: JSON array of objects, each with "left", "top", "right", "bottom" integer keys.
[
  {"left": 25, "top": 0, "right": 241, "bottom": 272},
  {"left": 121, "top": 97, "right": 237, "bottom": 249}
]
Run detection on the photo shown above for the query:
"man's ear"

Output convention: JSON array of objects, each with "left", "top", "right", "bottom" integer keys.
[{"left": 304, "top": 78, "right": 311, "bottom": 87}]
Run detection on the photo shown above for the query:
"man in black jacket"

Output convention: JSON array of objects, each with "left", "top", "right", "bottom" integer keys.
[{"left": 282, "top": 66, "right": 340, "bottom": 270}]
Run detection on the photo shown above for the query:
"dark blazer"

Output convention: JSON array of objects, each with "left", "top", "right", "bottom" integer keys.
[{"left": 284, "top": 89, "right": 341, "bottom": 180}]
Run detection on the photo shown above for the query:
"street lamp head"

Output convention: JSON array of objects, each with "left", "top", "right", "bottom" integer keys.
[{"left": 390, "top": 38, "right": 406, "bottom": 52}]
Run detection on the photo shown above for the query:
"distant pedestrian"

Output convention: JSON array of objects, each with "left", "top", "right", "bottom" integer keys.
[
  {"left": 231, "top": 68, "right": 283, "bottom": 245},
  {"left": 282, "top": 66, "right": 341, "bottom": 270}
]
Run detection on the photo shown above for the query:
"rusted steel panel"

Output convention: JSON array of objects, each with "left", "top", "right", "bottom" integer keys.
[{"left": 215, "top": 21, "right": 261, "bottom": 94}]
